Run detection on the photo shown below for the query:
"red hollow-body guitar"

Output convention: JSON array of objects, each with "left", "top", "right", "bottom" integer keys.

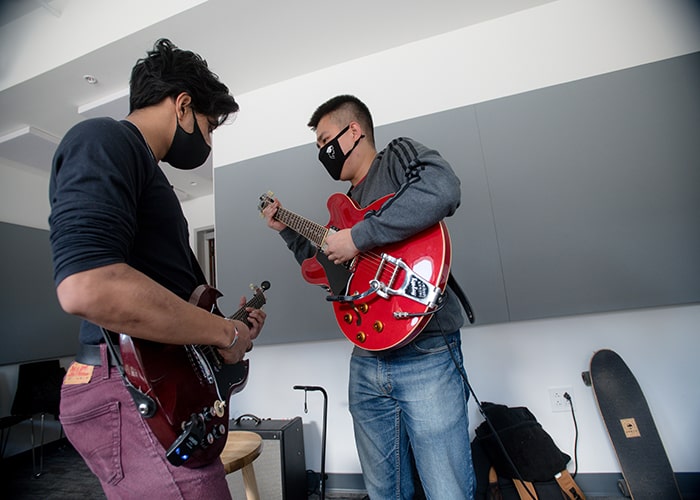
[
  {"left": 119, "top": 281, "right": 269, "bottom": 468},
  {"left": 259, "top": 191, "right": 450, "bottom": 351}
]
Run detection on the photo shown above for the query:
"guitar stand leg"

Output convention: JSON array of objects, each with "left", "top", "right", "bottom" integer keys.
[{"left": 294, "top": 385, "right": 328, "bottom": 500}]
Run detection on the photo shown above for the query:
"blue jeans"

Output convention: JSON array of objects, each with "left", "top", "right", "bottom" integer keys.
[{"left": 349, "top": 331, "right": 476, "bottom": 500}]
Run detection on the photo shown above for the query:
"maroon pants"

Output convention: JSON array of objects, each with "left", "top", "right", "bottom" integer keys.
[{"left": 59, "top": 344, "right": 231, "bottom": 499}]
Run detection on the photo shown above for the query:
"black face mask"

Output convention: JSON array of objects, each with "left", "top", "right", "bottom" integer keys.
[
  {"left": 162, "top": 108, "right": 212, "bottom": 170},
  {"left": 318, "top": 125, "right": 364, "bottom": 180}
]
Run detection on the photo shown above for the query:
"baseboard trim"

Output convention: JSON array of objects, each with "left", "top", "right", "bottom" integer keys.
[
  {"left": 323, "top": 472, "right": 700, "bottom": 498},
  {"left": 323, "top": 473, "right": 366, "bottom": 494}
]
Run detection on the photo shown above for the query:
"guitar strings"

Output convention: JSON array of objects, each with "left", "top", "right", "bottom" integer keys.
[
  {"left": 268, "top": 200, "right": 418, "bottom": 283},
  {"left": 199, "top": 292, "right": 266, "bottom": 364}
]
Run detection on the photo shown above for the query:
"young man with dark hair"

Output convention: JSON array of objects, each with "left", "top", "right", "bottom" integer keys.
[
  {"left": 49, "top": 39, "right": 265, "bottom": 498},
  {"left": 262, "top": 94, "right": 476, "bottom": 499}
]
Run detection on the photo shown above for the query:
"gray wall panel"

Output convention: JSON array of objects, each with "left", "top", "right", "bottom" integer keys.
[
  {"left": 476, "top": 53, "right": 700, "bottom": 320},
  {"left": 214, "top": 52, "right": 700, "bottom": 345},
  {"left": 377, "top": 107, "right": 509, "bottom": 325},
  {"left": 0, "top": 222, "right": 81, "bottom": 365},
  {"left": 215, "top": 144, "right": 341, "bottom": 345}
]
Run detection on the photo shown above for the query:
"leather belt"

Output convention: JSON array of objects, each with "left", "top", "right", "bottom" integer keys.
[{"left": 75, "top": 343, "right": 109, "bottom": 366}]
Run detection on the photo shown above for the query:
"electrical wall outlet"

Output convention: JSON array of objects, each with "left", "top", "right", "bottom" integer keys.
[{"left": 549, "top": 387, "right": 573, "bottom": 412}]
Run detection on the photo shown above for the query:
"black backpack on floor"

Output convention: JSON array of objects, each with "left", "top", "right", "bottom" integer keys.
[{"left": 471, "top": 402, "right": 585, "bottom": 500}]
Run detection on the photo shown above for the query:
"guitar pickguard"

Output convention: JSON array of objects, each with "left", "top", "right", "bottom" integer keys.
[{"left": 314, "top": 250, "right": 352, "bottom": 296}]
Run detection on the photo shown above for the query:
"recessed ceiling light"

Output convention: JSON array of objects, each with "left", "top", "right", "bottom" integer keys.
[
  {"left": 190, "top": 181, "right": 198, "bottom": 186},
  {"left": 83, "top": 75, "right": 98, "bottom": 85}
]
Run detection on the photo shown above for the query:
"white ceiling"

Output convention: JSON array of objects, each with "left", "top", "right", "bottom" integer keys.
[{"left": 0, "top": 0, "right": 554, "bottom": 200}]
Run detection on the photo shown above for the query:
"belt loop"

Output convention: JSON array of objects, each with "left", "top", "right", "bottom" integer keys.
[{"left": 100, "top": 343, "right": 111, "bottom": 379}]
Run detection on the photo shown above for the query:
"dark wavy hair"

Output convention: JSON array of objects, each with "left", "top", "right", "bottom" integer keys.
[
  {"left": 308, "top": 94, "right": 375, "bottom": 147},
  {"left": 129, "top": 39, "right": 238, "bottom": 126}
]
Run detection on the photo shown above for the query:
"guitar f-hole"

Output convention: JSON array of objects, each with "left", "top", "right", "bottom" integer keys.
[{"left": 352, "top": 305, "right": 363, "bottom": 326}]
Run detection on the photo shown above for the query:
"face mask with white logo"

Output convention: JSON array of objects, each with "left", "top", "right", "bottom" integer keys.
[{"left": 318, "top": 125, "right": 364, "bottom": 180}]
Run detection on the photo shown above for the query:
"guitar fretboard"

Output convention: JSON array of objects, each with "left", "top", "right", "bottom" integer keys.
[
  {"left": 227, "top": 292, "right": 266, "bottom": 324},
  {"left": 200, "top": 283, "right": 269, "bottom": 369},
  {"left": 274, "top": 207, "right": 328, "bottom": 247}
]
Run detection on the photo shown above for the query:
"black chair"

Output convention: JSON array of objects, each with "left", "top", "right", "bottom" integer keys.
[
  {"left": 0, "top": 359, "right": 65, "bottom": 476},
  {"left": 0, "top": 415, "right": 28, "bottom": 458}
]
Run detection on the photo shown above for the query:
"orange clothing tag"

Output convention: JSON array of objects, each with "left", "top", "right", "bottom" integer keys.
[{"left": 64, "top": 362, "right": 94, "bottom": 385}]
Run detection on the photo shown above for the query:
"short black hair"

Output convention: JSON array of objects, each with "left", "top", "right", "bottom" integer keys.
[
  {"left": 308, "top": 95, "right": 375, "bottom": 147},
  {"left": 129, "top": 39, "right": 239, "bottom": 126}
]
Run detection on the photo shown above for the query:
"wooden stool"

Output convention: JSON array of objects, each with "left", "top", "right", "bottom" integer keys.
[{"left": 220, "top": 431, "right": 263, "bottom": 500}]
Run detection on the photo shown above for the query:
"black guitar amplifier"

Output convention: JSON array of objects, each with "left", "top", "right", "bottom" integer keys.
[{"left": 227, "top": 415, "right": 306, "bottom": 500}]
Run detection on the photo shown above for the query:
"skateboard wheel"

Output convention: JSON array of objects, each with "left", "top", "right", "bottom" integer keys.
[{"left": 581, "top": 370, "right": 591, "bottom": 386}]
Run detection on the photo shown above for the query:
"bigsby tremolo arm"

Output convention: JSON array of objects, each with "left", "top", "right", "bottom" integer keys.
[{"left": 370, "top": 253, "right": 444, "bottom": 317}]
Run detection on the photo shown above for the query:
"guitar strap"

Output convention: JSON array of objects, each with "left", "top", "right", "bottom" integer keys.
[
  {"left": 555, "top": 470, "right": 586, "bottom": 500},
  {"left": 447, "top": 273, "right": 475, "bottom": 324},
  {"left": 513, "top": 478, "right": 538, "bottom": 500},
  {"left": 100, "top": 327, "right": 157, "bottom": 418}
]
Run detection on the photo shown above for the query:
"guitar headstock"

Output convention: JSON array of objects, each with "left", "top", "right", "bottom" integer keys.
[
  {"left": 250, "top": 280, "right": 271, "bottom": 294},
  {"left": 258, "top": 191, "right": 274, "bottom": 216}
]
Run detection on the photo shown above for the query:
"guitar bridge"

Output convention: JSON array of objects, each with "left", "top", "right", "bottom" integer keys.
[{"left": 371, "top": 253, "right": 444, "bottom": 314}]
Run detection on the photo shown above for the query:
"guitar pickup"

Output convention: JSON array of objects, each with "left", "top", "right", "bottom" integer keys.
[{"left": 371, "top": 254, "right": 443, "bottom": 310}]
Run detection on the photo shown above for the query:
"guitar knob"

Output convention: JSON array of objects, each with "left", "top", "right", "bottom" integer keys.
[
  {"left": 356, "top": 332, "right": 366, "bottom": 343},
  {"left": 357, "top": 303, "right": 369, "bottom": 313},
  {"left": 373, "top": 321, "right": 384, "bottom": 332},
  {"left": 206, "top": 433, "right": 215, "bottom": 445},
  {"left": 213, "top": 400, "right": 226, "bottom": 418},
  {"left": 203, "top": 407, "right": 213, "bottom": 421},
  {"left": 211, "top": 424, "right": 227, "bottom": 439},
  {"left": 343, "top": 313, "right": 353, "bottom": 324}
]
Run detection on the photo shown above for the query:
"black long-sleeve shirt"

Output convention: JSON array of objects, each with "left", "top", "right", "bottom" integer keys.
[{"left": 49, "top": 117, "right": 199, "bottom": 344}]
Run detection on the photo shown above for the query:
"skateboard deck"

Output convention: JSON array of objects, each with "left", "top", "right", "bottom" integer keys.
[{"left": 582, "top": 349, "right": 681, "bottom": 499}]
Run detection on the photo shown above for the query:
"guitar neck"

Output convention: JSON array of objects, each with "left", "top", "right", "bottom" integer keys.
[
  {"left": 274, "top": 207, "right": 328, "bottom": 247},
  {"left": 227, "top": 292, "right": 266, "bottom": 327}
]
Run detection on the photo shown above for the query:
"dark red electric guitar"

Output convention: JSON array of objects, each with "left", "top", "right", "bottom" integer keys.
[
  {"left": 119, "top": 281, "right": 269, "bottom": 468},
  {"left": 259, "top": 191, "right": 451, "bottom": 351}
]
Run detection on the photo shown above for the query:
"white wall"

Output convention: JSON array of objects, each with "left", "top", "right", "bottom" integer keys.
[
  {"left": 230, "top": 305, "right": 700, "bottom": 475},
  {"left": 1, "top": 0, "right": 698, "bottom": 478},
  {"left": 181, "top": 193, "right": 215, "bottom": 248},
  {"left": 0, "top": 162, "right": 51, "bottom": 230}
]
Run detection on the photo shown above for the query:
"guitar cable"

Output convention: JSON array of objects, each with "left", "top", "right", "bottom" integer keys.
[{"left": 435, "top": 301, "right": 538, "bottom": 500}]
